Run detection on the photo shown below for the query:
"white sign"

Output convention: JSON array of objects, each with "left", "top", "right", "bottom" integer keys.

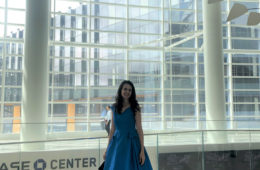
[{"left": 0, "top": 149, "right": 99, "bottom": 170}]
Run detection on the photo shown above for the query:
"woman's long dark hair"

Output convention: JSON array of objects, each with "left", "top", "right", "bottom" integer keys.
[{"left": 114, "top": 80, "right": 140, "bottom": 116}]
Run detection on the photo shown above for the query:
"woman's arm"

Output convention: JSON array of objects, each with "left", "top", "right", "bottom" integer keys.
[
  {"left": 135, "top": 111, "right": 144, "bottom": 152},
  {"left": 103, "top": 110, "right": 115, "bottom": 159},
  {"left": 135, "top": 111, "right": 145, "bottom": 165}
]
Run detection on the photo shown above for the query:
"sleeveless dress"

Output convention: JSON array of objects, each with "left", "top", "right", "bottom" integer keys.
[{"left": 104, "top": 107, "right": 153, "bottom": 170}]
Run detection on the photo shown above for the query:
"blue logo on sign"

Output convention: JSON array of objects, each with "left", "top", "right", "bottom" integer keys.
[{"left": 34, "top": 159, "right": 46, "bottom": 170}]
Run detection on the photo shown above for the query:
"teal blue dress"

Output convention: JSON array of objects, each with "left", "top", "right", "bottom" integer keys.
[{"left": 104, "top": 107, "right": 153, "bottom": 170}]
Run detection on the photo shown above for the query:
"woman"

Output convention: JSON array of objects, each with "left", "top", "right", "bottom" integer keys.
[{"left": 103, "top": 80, "right": 153, "bottom": 170}]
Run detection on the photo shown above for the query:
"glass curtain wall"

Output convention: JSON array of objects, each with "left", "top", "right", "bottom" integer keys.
[{"left": 0, "top": 0, "right": 260, "bottom": 135}]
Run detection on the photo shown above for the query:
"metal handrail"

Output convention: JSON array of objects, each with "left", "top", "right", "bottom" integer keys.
[{"left": 1, "top": 129, "right": 260, "bottom": 146}]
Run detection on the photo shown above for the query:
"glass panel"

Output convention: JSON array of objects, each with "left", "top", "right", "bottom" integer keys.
[
  {"left": 0, "top": 56, "right": 2, "bottom": 70},
  {"left": 203, "top": 131, "right": 251, "bottom": 169},
  {"left": 141, "top": 103, "right": 161, "bottom": 122},
  {"left": 90, "top": 60, "right": 126, "bottom": 74},
  {"left": 54, "top": 59, "right": 80, "bottom": 72},
  {"left": 90, "top": 89, "right": 115, "bottom": 102},
  {"left": 173, "top": 104, "right": 195, "bottom": 116},
  {"left": 136, "top": 90, "right": 161, "bottom": 102},
  {"left": 233, "top": 78, "right": 260, "bottom": 89},
  {"left": 53, "top": 88, "right": 87, "bottom": 101},
  {"left": 164, "top": 90, "right": 172, "bottom": 102},
  {"left": 0, "top": 0, "right": 5, "bottom": 7},
  {"left": 233, "top": 91, "right": 260, "bottom": 103},
  {"left": 232, "top": 54, "right": 260, "bottom": 64},
  {"left": 232, "top": 39, "right": 260, "bottom": 50},
  {"left": 90, "top": 74, "right": 125, "bottom": 87},
  {"left": 0, "top": 9, "right": 4, "bottom": 22},
  {"left": 90, "top": 48, "right": 125, "bottom": 60},
  {"left": 5, "top": 56, "right": 23, "bottom": 70},
  {"left": 91, "top": 4, "right": 126, "bottom": 18},
  {"left": 172, "top": 90, "right": 195, "bottom": 102},
  {"left": 158, "top": 132, "right": 202, "bottom": 170},
  {"left": 75, "top": 104, "right": 87, "bottom": 117},
  {"left": 54, "top": 0, "right": 85, "bottom": 14},
  {"left": 234, "top": 104, "right": 255, "bottom": 116},
  {"left": 171, "top": 24, "right": 194, "bottom": 34},
  {"left": 129, "top": 61, "right": 161, "bottom": 75},
  {"left": 75, "top": 59, "right": 87, "bottom": 73},
  {"left": 165, "top": 52, "right": 195, "bottom": 62},
  {"left": 171, "top": 63, "right": 195, "bottom": 75},
  {"left": 129, "top": 7, "right": 162, "bottom": 20},
  {"left": 129, "top": 21, "right": 161, "bottom": 34},
  {"left": 231, "top": 26, "right": 258, "bottom": 38},
  {"left": 53, "top": 73, "right": 88, "bottom": 87},
  {"left": 172, "top": 77, "right": 195, "bottom": 89},
  {"left": 0, "top": 25, "right": 4, "bottom": 37},
  {"left": 129, "top": 76, "right": 161, "bottom": 88},
  {"left": 129, "top": 50, "right": 161, "bottom": 61},
  {"left": 4, "top": 88, "right": 21, "bottom": 101},
  {"left": 171, "top": 10, "right": 194, "bottom": 23},
  {"left": 232, "top": 65, "right": 260, "bottom": 76},
  {"left": 171, "top": 0, "right": 195, "bottom": 9},
  {"left": 2, "top": 119, "right": 13, "bottom": 134},
  {"left": 53, "top": 104, "right": 67, "bottom": 117},
  {"left": 129, "top": 34, "right": 161, "bottom": 47},
  {"left": 91, "top": 32, "right": 126, "bottom": 45},
  {"left": 96, "top": 0, "right": 126, "bottom": 4},
  {"left": 91, "top": 18, "right": 126, "bottom": 32},
  {"left": 129, "top": 0, "right": 161, "bottom": 7},
  {"left": 6, "top": 26, "right": 24, "bottom": 39},
  {"left": 175, "top": 39, "right": 195, "bottom": 48},
  {"left": 5, "top": 72, "right": 22, "bottom": 85},
  {"left": 7, "top": 10, "right": 25, "bottom": 24},
  {"left": 8, "top": 0, "right": 26, "bottom": 9},
  {"left": 90, "top": 103, "right": 113, "bottom": 119}
]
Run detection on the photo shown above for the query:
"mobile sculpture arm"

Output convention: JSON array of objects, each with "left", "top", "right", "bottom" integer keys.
[
  {"left": 226, "top": 3, "right": 260, "bottom": 26},
  {"left": 209, "top": 0, "right": 260, "bottom": 26}
]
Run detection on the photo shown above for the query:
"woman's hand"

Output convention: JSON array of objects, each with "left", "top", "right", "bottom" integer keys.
[
  {"left": 139, "top": 150, "right": 145, "bottom": 165},
  {"left": 103, "top": 151, "right": 106, "bottom": 160}
]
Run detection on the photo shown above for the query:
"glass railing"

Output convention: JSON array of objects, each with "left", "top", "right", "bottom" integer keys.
[{"left": 1, "top": 121, "right": 260, "bottom": 170}]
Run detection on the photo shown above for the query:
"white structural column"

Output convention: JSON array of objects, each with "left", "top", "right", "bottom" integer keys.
[
  {"left": 202, "top": 0, "right": 226, "bottom": 141},
  {"left": 21, "top": 0, "right": 49, "bottom": 150}
]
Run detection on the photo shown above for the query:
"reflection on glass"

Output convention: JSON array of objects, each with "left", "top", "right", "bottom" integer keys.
[
  {"left": 129, "top": 0, "right": 161, "bottom": 7},
  {"left": 6, "top": 26, "right": 24, "bottom": 39},
  {"left": 233, "top": 78, "right": 260, "bottom": 89},
  {"left": 91, "top": 60, "right": 126, "bottom": 74},
  {"left": 90, "top": 89, "right": 115, "bottom": 102},
  {"left": 5, "top": 72, "right": 22, "bottom": 86},
  {"left": 91, "top": 32, "right": 126, "bottom": 45},
  {"left": 53, "top": 73, "right": 88, "bottom": 87},
  {"left": 129, "top": 21, "right": 161, "bottom": 34},
  {"left": 4, "top": 88, "right": 21, "bottom": 102},
  {"left": 90, "top": 48, "right": 125, "bottom": 60},
  {"left": 129, "top": 76, "right": 161, "bottom": 88},
  {"left": 129, "top": 34, "right": 161, "bottom": 46},
  {"left": 55, "top": 0, "right": 84, "bottom": 14},
  {"left": 129, "top": 7, "right": 161, "bottom": 20},
  {"left": 90, "top": 74, "right": 125, "bottom": 87},
  {"left": 136, "top": 90, "right": 161, "bottom": 102},
  {"left": 129, "top": 50, "right": 161, "bottom": 61},
  {"left": 129, "top": 62, "right": 161, "bottom": 75},
  {"left": 91, "top": 4, "right": 126, "bottom": 18},
  {"left": 53, "top": 88, "right": 87, "bottom": 101},
  {"left": 91, "top": 18, "right": 126, "bottom": 32}
]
